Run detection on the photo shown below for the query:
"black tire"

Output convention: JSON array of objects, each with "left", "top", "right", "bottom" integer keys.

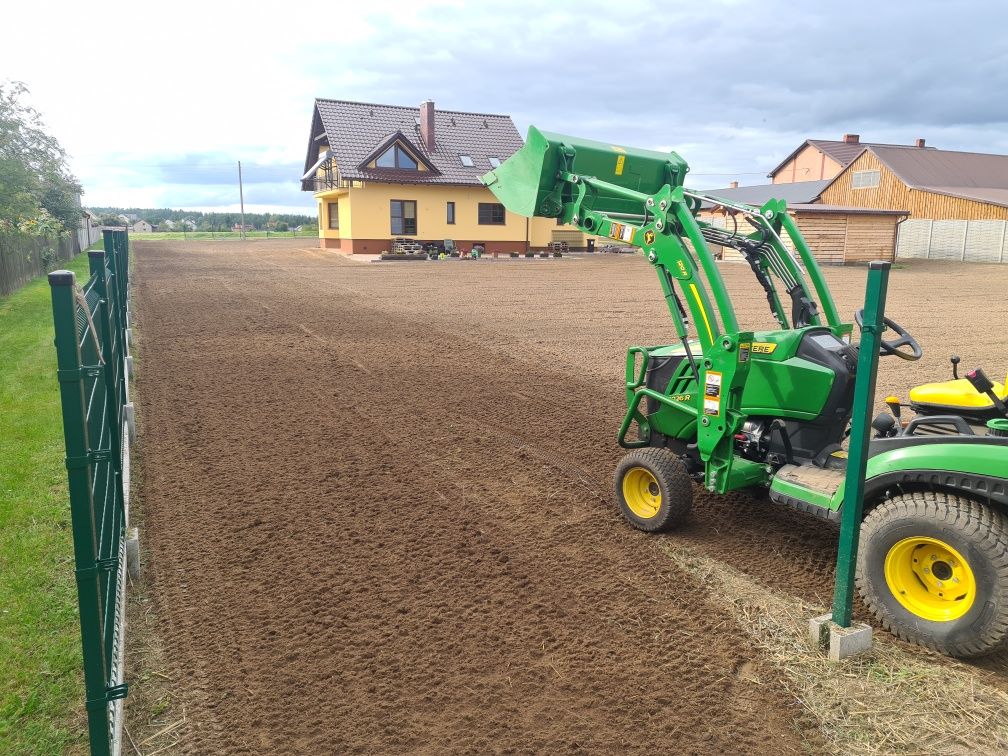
[
  {"left": 857, "top": 492, "right": 1008, "bottom": 658},
  {"left": 614, "top": 447, "right": 692, "bottom": 532}
]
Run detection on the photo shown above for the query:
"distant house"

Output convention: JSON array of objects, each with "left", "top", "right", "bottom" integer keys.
[
  {"left": 699, "top": 180, "right": 905, "bottom": 265},
  {"left": 725, "top": 134, "right": 1008, "bottom": 263},
  {"left": 232, "top": 223, "right": 253, "bottom": 232},
  {"left": 132, "top": 220, "right": 153, "bottom": 233},
  {"left": 160, "top": 219, "right": 175, "bottom": 230},
  {"left": 769, "top": 134, "right": 932, "bottom": 185},
  {"left": 300, "top": 98, "right": 591, "bottom": 253},
  {"left": 117, "top": 214, "right": 130, "bottom": 225}
]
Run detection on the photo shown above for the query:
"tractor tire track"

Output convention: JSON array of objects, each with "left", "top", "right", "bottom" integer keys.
[{"left": 133, "top": 240, "right": 821, "bottom": 753}]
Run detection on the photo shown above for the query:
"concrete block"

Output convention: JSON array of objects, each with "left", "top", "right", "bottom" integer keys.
[
  {"left": 829, "top": 621, "right": 873, "bottom": 662},
  {"left": 809, "top": 612, "right": 833, "bottom": 648},
  {"left": 126, "top": 327, "right": 134, "bottom": 347},
  {"left": 126, "top": 355, "right": 134, "bottom": 379},
  {"left": 126, "top": 527, "right": 140, "bottom": 582},
  {"left": 124, "top": 402, "right": 136, "bottom": 445},
  {"left": 809, "top": 612, "right": 873, "bottom": 661}
]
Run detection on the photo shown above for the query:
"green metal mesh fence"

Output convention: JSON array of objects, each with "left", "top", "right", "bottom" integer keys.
[{"left": 49, "top": 229, "right": 132, "bottom": 756}]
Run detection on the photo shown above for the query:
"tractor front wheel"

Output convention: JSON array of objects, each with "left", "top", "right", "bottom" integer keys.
[
  {"left": 614, "top": 448, "right": 692, "bottom": 532},
  {"left": 857, "top": 492, "right": 1008, "bottom": 658}
]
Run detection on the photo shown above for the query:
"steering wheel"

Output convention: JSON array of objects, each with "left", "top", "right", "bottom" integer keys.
[{"left": 854, "top": 309, "right": 922, "bottom": 361}]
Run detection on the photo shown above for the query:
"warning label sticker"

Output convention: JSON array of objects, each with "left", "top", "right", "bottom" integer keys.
[
  {"left": 608, "top": 222, "right": 636, "bottom": 243},
  {"left": 615, "top": 155, "right": 626, "bottom": 176},
  {"left": 739, "top": 342, "right": 750, "bottom": 362},
  {"left": 704, "top": 370, "right": 722, "bottom": 416}
]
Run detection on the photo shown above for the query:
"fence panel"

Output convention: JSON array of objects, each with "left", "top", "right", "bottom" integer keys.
[
  {"left": 896, "top": 218, "right": 1008, "bottom": 263},
  {"left": 0, "top": 233, "right": 79, "bottom": 296},
  {"left": 49, "top": 228, "right": 132, "bottom": 756},
  {"left": 895, "top": 219, "right": 931, "bottom": 259},
  {"left": 963, "top": 220, "right": 1006, "bottom": 263}
]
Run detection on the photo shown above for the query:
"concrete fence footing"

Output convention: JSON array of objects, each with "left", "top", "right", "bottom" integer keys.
[
  {"left": 809, "top": 613, "right": 873, "bottom": 661},
  {"left": 126, "top": 527, "right": 141, "bottom": 582}
]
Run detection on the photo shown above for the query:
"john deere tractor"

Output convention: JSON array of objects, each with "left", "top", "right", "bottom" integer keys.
[{"left": 483, "top": 128, "right": 1008, "bottom": 658}]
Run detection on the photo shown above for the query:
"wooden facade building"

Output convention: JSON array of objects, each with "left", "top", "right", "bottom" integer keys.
[
  {"left": 817, "top": 146, "right": 1008, "bottom": 221},
  {"left": 698, "top": 181, "right": 905, "bottom": 265}
]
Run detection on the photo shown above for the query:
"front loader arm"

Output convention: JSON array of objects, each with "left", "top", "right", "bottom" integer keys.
[{"left": 480, "top": 125, "right": 844, "bottom": 493}]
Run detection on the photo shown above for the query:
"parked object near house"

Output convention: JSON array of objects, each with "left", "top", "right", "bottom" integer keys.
[{"left": 300, "top": 98, "right": 600, "bottom": 254}]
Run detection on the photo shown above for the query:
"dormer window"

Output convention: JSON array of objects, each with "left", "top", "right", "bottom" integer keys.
[
  {"left": 375, "top": 144, "right": 419, "bottom": 170},
  {"left": 488, "top": 157, "right": 501, "bottom": 168},
  {"left": 459, "top": 154, "right": 474, "bottom": 167}
]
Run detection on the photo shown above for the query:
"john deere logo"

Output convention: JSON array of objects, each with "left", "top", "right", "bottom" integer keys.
[
  {"left": 644, "top": 230, "right": 655, "bottom": 245},
  {"left": 751, "top": 342, "right": 777, "bottom": 354}
]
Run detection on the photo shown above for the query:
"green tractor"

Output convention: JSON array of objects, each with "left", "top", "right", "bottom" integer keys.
[{"left": 484, "top": 127, "right": 1008, "bottom": 658}]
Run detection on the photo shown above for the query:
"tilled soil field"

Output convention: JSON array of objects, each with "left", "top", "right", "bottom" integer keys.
[{"left": 132, "top": 240, "right": 1008, "bottom": 753}]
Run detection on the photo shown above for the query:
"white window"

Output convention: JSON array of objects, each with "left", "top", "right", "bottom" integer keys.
[
  {"left": 852, "top": 169, "right": 881, "bottom": 189},
  {"left": 488, "top": 157, "right": 501, "bottom": 168},
  {"left": 459, "top": 154, "right": 474, "bottom": 167}
]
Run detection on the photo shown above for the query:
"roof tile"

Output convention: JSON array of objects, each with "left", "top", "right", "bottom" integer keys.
[{"left": 310, "top": 99, "right": 524, "bottom": 186}]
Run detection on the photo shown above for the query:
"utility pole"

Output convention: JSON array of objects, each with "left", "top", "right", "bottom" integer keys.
[{"left": 238, "top": 160, "right": 246, "bottom": 240}]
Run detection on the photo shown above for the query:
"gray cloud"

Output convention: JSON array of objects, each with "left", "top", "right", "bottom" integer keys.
[
  {"left": 302, "top": 0, "right": 1008, "bottom": 188},
  {"left": 67, "top": 0, "right": 1008, "bottom": 208}
]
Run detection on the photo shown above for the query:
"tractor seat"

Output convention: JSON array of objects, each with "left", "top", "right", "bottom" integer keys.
[{"left": 910, "top": 375, "right": 1008, "bottom": 411}]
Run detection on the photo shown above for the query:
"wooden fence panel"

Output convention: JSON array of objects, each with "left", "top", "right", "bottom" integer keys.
[{"left": 0, "top": 233, "right": 80, "bottom": 296}]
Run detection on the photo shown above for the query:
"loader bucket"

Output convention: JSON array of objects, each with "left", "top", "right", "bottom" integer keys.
[{"left": 482, "top": 125, "right": 689, "bottom": 218}]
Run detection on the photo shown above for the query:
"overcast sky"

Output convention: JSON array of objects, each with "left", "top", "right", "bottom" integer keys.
[{"left": 4, "top": 0, "right": 1006, "bottom": 214}]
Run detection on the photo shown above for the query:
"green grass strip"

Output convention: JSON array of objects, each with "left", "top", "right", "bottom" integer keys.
[{"left": 0, "top": 244, "right": 99, "bottom": 754}]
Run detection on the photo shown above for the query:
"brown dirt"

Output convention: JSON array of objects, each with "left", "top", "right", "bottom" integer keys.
[{"left": 130, "top": 239, "right": 1008, "bottom": 752}]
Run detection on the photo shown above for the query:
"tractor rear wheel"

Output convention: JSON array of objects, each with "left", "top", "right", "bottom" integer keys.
[
  {"left": 857, "top": 492, "right": 1008, "bottom": 658},
  {"left": 614, "top": 448, "right": 692, "bottom": 532}
]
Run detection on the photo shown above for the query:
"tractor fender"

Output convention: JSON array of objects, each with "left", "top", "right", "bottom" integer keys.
[{"left": 832, "top": 441, "right": 1008, "bottom": 514}]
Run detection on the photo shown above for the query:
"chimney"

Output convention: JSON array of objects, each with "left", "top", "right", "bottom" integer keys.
[
  {"left": 843, "top": 133, "right": 860, "bottom": 144},
  {"left": 915, "top": 138, "right": 926, "bottom": 148},
  {"left": 729, "top": 181, "right": 739, "bottom": 189},
  {"left": 420, "top": 100, "right": 435, "bottom": 151}
]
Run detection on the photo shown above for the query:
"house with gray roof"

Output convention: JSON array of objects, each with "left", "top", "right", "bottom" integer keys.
[{"left": 301, "top": 98, "right": 587, "bottom": 253}]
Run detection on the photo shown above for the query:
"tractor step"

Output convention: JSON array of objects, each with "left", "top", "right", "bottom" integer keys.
[{"left": 768, "top": 464, "right": 843, "bottom": 522}]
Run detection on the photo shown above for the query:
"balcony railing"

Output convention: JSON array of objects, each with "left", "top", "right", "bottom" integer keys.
[{"left": 301, "top": 155, "right": 361, "bottom": 193}]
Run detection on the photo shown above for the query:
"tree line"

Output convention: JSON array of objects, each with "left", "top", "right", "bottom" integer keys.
[{"left": 91, "top": 207, "right": 317, "bottom": 232}]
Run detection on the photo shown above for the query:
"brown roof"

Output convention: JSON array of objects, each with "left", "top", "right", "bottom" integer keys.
[
  {"left": 866, "top": 145, "right": 1008, "bottom": 208},
  {"left": 304, "top": 99, "right": 524, "bottom": 187},
  {"left": 768, "top": 138, "right": 934, "bottom": 178}
]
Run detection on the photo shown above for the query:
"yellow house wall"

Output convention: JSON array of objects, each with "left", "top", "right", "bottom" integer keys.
[
  {"left": 773, "top": 144, "right": 842, "bottom": 184},
  {"left": 317, "top": 190, "right": 352, "bottom": 239},
  {"left": 328, "top": 182, "right": 585, "bottom": 247}
]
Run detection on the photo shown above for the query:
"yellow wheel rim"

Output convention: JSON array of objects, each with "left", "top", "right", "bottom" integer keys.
[
  {"left": 884, "top": 536, "right": 976, "bottom": 622},
  {"left": 622, "top": 467, "right": 661, "bottom": 520}
]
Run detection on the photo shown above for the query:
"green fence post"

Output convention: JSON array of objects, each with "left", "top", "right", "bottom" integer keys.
[
  {"left": 88, "top": 251, "right": 127, "bottom": 673},
  {"left": 832, "top": 261, "right": 890, "bottom": 627},
  {"left": 49, "top": 270, "right": 114, "bottom": 756}
]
